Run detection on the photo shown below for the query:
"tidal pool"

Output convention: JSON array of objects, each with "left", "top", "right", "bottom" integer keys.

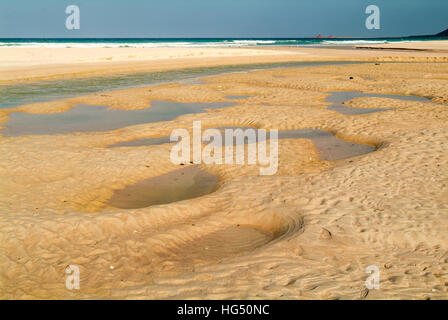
[
  {"left": 225, "top": 95, "right": 251, "bottom": 100},
  {"left": 107, "top": 166, "right": 219, "bottom": 209},
  {"left": 109, "top": 127, "right": 375, "bottom": 162},
  {"left": 277, "top": 129, "right": 375, "bottom": 161},
  {"left": 326, "top": 91, "right": 431, "bottom": 115},
  {"left": 0, "top": 101, "right": 235, "bottom": 136}
]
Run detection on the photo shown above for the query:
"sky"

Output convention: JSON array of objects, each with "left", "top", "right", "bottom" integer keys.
[{"left": 0, "top": 0, "right": 447, "bottom": 38}]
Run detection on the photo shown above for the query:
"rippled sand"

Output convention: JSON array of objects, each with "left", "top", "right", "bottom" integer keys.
[{"left": 0, "top": 61, "right": 447, "bottom": 299}]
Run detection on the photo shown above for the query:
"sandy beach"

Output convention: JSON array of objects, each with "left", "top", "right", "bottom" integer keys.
[
  {"left": 356, "top": 40, "right": 448, "bottom": 51},
  {"left": 1, "top": 42, "right": 448, "bottom": 84},
  {"left": 0, "top": 41, "right": 447, "bottom": 299}
]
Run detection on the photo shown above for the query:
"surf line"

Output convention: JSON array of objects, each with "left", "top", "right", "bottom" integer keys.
[{"left": 170, "top": 120, "right": 279, "bottom": 175}]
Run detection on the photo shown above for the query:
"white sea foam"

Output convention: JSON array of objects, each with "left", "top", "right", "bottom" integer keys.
[
  {"left": 0, "top": 40, "right": 279, "bottom": 48},
  {"left": 321, "top": 40, "right": 389, "bottom": 45},
  {"left": 0, "top": 39, "right": 405, "bottom": 48}
]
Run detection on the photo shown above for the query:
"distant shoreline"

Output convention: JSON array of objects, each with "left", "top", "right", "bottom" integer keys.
[
  {"left": 1, "top": 41, "right": 447, "bottom": 85},
  {"left": 0, "top": 37, "right": 447, "bottom": 49},
  {"left": 355, "top": 40, "right": 448, "bottom": 52}
]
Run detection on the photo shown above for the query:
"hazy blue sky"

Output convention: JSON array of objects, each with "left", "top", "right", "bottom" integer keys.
[{"left": 0, "top": 0, "right": 447, "bottom": 38}]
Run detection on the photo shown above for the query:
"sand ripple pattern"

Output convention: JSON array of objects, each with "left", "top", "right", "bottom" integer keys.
[{"left": 1, "top": 62, "right": 448, "bottom": 299}]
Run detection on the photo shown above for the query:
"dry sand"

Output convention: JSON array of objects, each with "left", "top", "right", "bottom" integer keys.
[
  {"left": 0, "top": 43, "right": 448, "bottom": 299},
  {"left": 1, "top": 43, "right": 448, "bottom": 84},
  {"left": 356, "top": 40, "right": 448, "bottom": 51}
]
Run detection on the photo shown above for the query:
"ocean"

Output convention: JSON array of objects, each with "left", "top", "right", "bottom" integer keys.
[{"left": 0, "top": 37, "right": 445, "bottom": 48}]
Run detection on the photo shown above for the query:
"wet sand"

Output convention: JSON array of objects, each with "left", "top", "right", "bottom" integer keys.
[{"left": 0, "top": 46, "right": 448, "bottom": 299}]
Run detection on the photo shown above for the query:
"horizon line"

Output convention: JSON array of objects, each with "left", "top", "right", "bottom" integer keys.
[{"left": 0, "top": 36, "right": 445, "bottom": 40}]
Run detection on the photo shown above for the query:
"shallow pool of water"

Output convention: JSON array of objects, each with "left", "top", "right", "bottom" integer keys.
[
  {"left": 107, "top": 166, "right": 219, "bottom": 209},
  {"left": 225, "top": 95, "right": 251, "bottom": 100},
  {"left": 109, "top": 127, "right": 375, "bottom": 162},
  {"left": 0, "top": 101, "right": 236, "bottom": 136},
  {"left": 326, "top": 91, "right": 431, "bottom": 114},
  {"left": 278, "top": 129, "right": 375, "bottom": 161}
]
